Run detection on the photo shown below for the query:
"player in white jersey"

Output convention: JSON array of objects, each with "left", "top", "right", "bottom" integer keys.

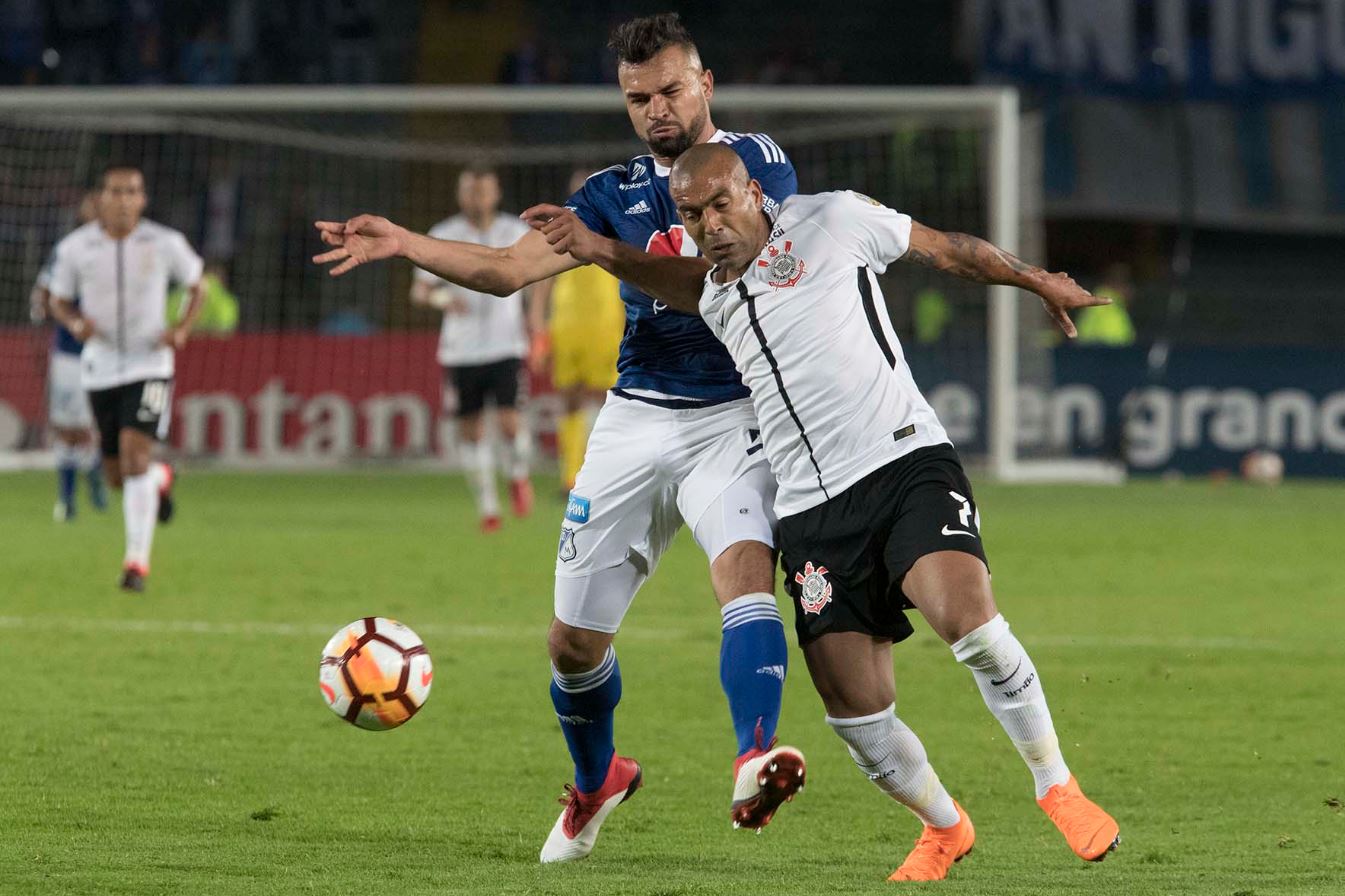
[
  {"left": 410, "top": 165, "right": 543, "bottom": 532},
  {"left": 47, "top": 164, "right": 205, "bottom": 593},
  {"left": 315, "top": 14, "right": 805, "bottom": 862},
  {"left": 30, "top": 190, "right": 107, "bottom": 521},
  {"left": 527, "top": 142, "right": 1121, "bottom": 881}
]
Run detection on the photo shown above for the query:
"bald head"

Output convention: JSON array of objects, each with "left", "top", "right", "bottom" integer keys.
[
  {"left": 669, "top": 142, "right": 748, "bottom": 195},
  {"left": 670, "top": 143, "right": 769, "bottom": 274}
]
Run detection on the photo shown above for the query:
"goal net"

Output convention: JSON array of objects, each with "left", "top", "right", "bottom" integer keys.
[{"left": 0, "top": 86, "right": 1117, "bottom": 481}]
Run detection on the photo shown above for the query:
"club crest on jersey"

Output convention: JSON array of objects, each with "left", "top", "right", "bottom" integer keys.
[
  {"left": 558, "top": 527, "right": 577, "bottom": 562},
  {"left": 794, "top": 561, "right": 832, "bottom": 615},
  {"left": 757, "top": 240, "right": 806, "bottom": 288}
]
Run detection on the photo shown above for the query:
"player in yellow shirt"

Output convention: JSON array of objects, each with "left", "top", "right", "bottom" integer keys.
[{"left": 537, "top": 170, "right": 627, "bottom": 491}]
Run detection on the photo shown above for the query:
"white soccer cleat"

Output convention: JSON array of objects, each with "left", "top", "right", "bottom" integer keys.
[
  {"left": 540, "top": 754, "right": 642, "bottom": 863},
  {"left": 731, "top": 744, "right": 806, "bottom": 830}
]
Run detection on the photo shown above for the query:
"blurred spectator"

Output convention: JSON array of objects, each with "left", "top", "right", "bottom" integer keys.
[
  {"left": 51, "top": 0, "right": 118, "bottom": 84},
  {"left": 329, "top": 0, "right": 378, "bottom": 84},
  {"left": 0, "top": 0, "right": 45, "bottom": 84},
  {"left": 179, "top": 16, "right": 236, "bottom": 85},
  {"left": 1076, "top": 264, "right": 1137, "bottom": 346}
]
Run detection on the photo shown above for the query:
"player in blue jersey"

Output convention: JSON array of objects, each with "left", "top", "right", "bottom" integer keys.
[
  {"left": 29, "top": 191, "right": 107, "bottom": 521},
  {"left": 315, "top": 13, "right": 805, "bottom": 862}
]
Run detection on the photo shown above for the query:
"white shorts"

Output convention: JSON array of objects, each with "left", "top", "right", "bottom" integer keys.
[
  {"left": 48, "top": 351, "right": 93, "bottom": 430},
  {"left": 554, "top": 393, "right": 777, "bottom": 633}
]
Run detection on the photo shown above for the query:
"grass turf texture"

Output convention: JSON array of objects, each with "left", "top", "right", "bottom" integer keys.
[{"left": 1, "top": 471, "right": 1342, "bottom": 895}]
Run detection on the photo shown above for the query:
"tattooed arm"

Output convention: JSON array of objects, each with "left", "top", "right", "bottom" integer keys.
[{"left": 902, "top": 222, "right": 1110, "bottom": 338}]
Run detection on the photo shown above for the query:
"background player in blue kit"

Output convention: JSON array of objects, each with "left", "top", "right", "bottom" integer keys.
[
  {"left": 315, "top": 13, "right": 805, "bottom": 862},
  {"left": 30, "top": 191, "right": 107, "bottom": 522}
]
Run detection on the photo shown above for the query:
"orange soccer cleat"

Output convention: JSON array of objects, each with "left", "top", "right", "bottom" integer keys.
[
  {"left": 888, "top": 801, "right": 975, "bottom": 882},
  {"left": 1037, "top": 775, "right": 1120, "bottom": 861}
]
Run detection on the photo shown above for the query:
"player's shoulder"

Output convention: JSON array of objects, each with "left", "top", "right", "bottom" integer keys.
[
  {"left": 54, "top": 221, "right": 100, "bottom": 255},
  {"left": 716, "top": 130, "right": 790, "bottom": 166},
  {"left": 786, "top": 190, "right": 886, "bottom": 224},
  {"left": 136, "top": 218, "right": 192, "bottom": 246},
  {"left": 427, "top": 214, "right": 466, "bottom": 238},
  {"left": 580, "top": 158, "right": 650, "bottom": 195},
  {"left": 495, "top": 211, "right": 530, "bottom": 239}
]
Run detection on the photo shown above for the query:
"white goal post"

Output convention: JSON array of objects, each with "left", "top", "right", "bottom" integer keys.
[{"left": 0, "top": 85, "right": 1122, "bottom": 482}]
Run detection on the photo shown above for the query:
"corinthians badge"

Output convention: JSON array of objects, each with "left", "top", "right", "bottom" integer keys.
[
  {"left": 793, "top": 561, "right": 833, "bottom": 614},
  {"left": 757, "top": 239, "right": 806, "bottom": 288}
]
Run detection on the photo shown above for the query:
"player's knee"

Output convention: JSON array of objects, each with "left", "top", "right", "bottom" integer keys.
[
  {"left": 547, "top": 621, "right": 611, "bottom": 673},
  {"left": 709, "top": 539, "right": 775, "bottom": 604}
]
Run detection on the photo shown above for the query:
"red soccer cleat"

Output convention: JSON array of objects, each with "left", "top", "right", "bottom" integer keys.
[
  {"left": 540, "top": 754, "right": 643, "bottom": 863},
  {"left": 731, "top": 742, "right": 806, "bottom": 830},
  {"left": 510, "top": 477, "right": 534, "bottom": 518},
  {"left": 480, "top": 514, "right": 502, "bottom": 534}
]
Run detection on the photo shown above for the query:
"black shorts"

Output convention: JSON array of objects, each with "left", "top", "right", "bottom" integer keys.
[
  {"left": 778, "top": 444, "right": 989, "bottom": 647},
  {"left": 442, "top": 358, "right": 522, "bottom": 418},
  {"left": 88, "top": 379, "right": 174, "bottom": 458}
]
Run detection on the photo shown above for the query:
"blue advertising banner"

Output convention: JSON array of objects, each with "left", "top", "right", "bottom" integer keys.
[
  {"left": 909, "top": 345, "right": 1345, "bottom": 477},
  {"left": 979, "top": 0, "right": 1345, "bottom": 99}
]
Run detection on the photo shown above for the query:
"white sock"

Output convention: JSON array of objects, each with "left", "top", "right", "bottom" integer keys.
[
  {"left": 461, "top": 440, "right": 499, "bottom": 517},
  {"left": 122, "top": 472, "right": 159, "bottom": 570},
  {"left": 506, "top": 428, "right": 532, "bottom": 480},
  {"left": 827, "top": 705, "right": 961, "bottom": 828},
  {"left": 952, "top": 614, "right": 1070, "bottom": 798}
]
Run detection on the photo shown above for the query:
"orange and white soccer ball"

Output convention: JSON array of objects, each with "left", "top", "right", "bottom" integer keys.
[{"left": 319, "top": 617, "right": 433, "bottom": 730}]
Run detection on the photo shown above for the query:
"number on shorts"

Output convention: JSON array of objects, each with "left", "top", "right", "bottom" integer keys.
[{"left": 140, "top": 381, "right": 170, "bottom": 416}]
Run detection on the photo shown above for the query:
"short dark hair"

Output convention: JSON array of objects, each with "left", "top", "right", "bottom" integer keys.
[
  {"left": 460, "top": 160, "right": 498, "bottom": 181},
  {"left": 100, "top": 162, "right": 143, "bottom": 186},
  {"left": 607, "top": 12, "right": 700, "bottom": 67}
]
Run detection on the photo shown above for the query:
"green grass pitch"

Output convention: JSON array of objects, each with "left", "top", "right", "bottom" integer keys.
[{"left": 2, "top": 471, "right": 1343, "bottom": 895}]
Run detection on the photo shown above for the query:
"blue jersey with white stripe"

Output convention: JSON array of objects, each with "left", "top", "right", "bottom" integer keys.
[
  {"left": 37, "top": 248, "right": 83, "bottom": 356},
  {"left": 565, "top": 130, "right": 797, "bottom": 404}
]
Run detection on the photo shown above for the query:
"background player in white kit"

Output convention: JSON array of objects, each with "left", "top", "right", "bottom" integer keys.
[
  {"left": 315, "top": 14, "right": 805, "bottom": 863},
  {"left": 47, "top": 164, "right": 204, "bottom": 593},
  {"left": 410, "top": 164, "right": 543, "bottom": 532},
  {"left": 30, "top": 190, "right": 107, "bottom": 522},
  {"left": 529, "top": 143, "right": 1120, "bottom": 881}
]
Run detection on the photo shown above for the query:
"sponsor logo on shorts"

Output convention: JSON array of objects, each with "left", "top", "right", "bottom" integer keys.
[
  {"left": 558, "top": 526, "right": 577, "bottom": 562},
  {"left": 793, "top": 561, "right": 833, "bottom": 615},
  {"left": 565, "top": 493, "right": 590, "bottom": 524}
]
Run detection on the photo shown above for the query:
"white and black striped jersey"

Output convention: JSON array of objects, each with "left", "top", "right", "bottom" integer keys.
[
  {"left": 700, "top": 191, "right": 951, "bottom": 517},
  {"left": 48, "top": 219, "right": 203, "bottom": 391}
]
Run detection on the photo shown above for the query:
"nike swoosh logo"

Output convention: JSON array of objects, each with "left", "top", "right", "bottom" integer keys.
[
  {"left": 941, "top": 525, "right": 976, "bottom": 537},
  {"left": 421, "top": 669, "right": 433, "bottom": 687},
  {"left": 990, "top": 658, "right": 1023, "bottom": 687},
  {"left": 652, "top": 300, "right": 667, "bottom": 313}
]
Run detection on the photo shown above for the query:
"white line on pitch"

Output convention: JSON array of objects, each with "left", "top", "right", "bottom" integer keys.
[{"left": 0, "top": 615, "right": 1336, "bottom": 654}]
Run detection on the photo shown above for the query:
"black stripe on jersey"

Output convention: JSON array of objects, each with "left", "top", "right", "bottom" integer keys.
[
  {"left": 857, "top": 266, "right": 896, "bottom": 369},
  {"left": 739, "top": 281, "right": 828, "bottom": 499}
]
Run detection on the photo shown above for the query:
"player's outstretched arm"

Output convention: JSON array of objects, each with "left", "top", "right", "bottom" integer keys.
[
  {"left": 903, "top": 222, "right": 1110, "bottom": 338},
  {"left": 521, "top": 204, "right": 708, "bottom": 314},
  {"left": 314, "top": 215, "right": 580, "bottom": 297}
]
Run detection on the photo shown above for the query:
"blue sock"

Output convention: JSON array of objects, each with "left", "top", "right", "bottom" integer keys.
[
  {"left": 550, "top": 646, "right": 621, "bottom": 793},
  {"left": 86, "top": 460, "right": 107, "bottom": 510},
  {"left": 57, "top": 464, "right": 77, "bottom": 511},
  {"left": 720, "top": 593, "right": 788, "bottom": 756}
]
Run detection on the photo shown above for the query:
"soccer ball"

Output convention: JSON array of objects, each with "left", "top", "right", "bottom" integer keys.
[
  {"left": 1240, "top": 450, "right": 1285, "bottom": 486},
  {"left": 319, "top": 617, "right": 433, "bottom": 730}
]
